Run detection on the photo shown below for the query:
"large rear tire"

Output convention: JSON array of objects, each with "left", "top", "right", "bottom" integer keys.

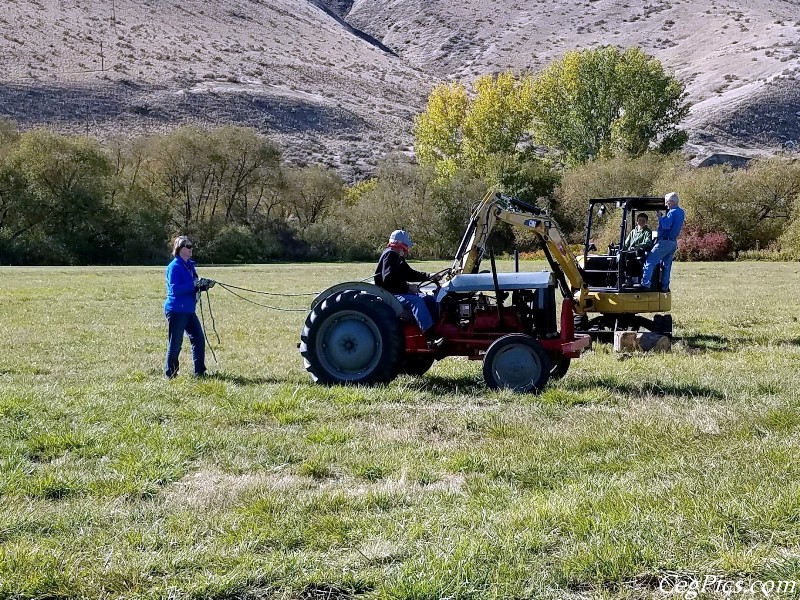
[
  {"left": 483, "top": 334, "right": 551, "bottom": 393},
  {"left": 300, "top": 292, "right": 404, "bottom": 385}
]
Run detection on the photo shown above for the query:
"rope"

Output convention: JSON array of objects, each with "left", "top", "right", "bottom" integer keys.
[
  {"left": 205, "top": 288, "right": 221, "bottom": 345},
  {"left": 195, "top": 274, "right": 366, "bottom": 368},
  {"left": 198, "top": 289, "right": 219, "bottom": 364},
  {"left": 212, "top": 274, "right": 375, "bottom": 298},
  {"left": 194, "top": 274, "right": 381, "bottom": 363},
  {"left": 215, "top": 283, "right": 310, "bottom": 312},
  {"left": 212, "top": 281, "right": 318, "bottom": 297}
]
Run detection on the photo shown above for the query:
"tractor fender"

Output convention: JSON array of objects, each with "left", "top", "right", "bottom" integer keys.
[{"left": 310, "top": 281, "right": 404, "bottom": 316}]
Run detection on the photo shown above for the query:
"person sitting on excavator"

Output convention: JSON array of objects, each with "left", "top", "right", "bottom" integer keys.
[
  {"left": 374, "top": 229, "right": 441, "bottom": 342},
  {"left": 623, "top": 213, "right": 654, "bottom": 251},
  {"left": 621, "top": 212, "right": 654, "bottom": 286}
]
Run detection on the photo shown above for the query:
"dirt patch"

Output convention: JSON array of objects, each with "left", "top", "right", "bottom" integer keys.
[{"left": 164, "top": 469, "right": 303, "bottom": 509}]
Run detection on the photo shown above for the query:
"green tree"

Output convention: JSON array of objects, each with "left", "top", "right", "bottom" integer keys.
[
  {"left": 0, "top": 157, "right": 32, "bottom": 262},
  {"left": 0, "top": 117, "right": 19, "bottom": 149},
  {"left": 428, "top": 168, "right": 488, "bottom": 257},
  {"left": 530, "top": 46, "right": 689, "bottom": 165},
  {"left": 284, "top": 165, "right": 345, "bottom": 234},
  {"left": 7, "top": 130, "right": 119, "bottom": 263},
  {"left": 140, "top": 126, "right": 282, "bottom": 233},
  {"left": 413, "top": 83, "right": 468, "bottom": 179},
  {"left": 557, "top": 153, "right": 676, "bottom": 236}
]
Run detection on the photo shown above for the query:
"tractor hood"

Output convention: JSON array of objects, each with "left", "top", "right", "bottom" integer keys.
[{"left": 437, "top": 272, "right": 555, "bottom": 301}]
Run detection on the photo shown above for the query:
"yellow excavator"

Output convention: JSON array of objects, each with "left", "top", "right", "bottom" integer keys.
[{"left": 451, "top": 191, "right": 673, "bottom": 337}]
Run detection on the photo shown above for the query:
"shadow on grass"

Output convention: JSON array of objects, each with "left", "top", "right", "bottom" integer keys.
[
  {"left": 204, "top": 371, "right": 286, "bottom": 386},
  {"left": 566, "top": 571, "right": 689, "bottom": 594},
  {"left": 420, "top": 373, "right": 485, "bottom": 395},
  {"left": 564, "top": 375, "right": 726, "bottom": 400},
  {"left": 148, "top": 368, "right": 287, "bottom": 386},
  {"left": 296, "top": 582, "right": 373, "bottom": 600},
  {"left": 419, "top": 371, "right": 726, "bottom": 401},
  {"left": 678, "top": 333, "right": 800, "bottom": 351},
  {"left": 0, "top": 366, "right": 51, "bottom": 376},
  {"left": 677, "top": 333, "right": 735, "bottom": 352}
]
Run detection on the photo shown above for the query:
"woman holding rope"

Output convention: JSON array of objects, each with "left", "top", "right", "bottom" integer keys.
[{"left": 164, "top": 235, "right": 215, "bottom": 379}]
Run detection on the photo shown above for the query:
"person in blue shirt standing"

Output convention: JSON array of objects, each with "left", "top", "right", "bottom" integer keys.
[
  {"left": 640, "top": 192, "right": 685, "bottom": 292},
  {"left": 164, "top": 235, "right": 215, "bottom": 379}
]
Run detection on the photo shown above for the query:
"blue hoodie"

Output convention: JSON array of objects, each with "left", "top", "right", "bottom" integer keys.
[
  {"left": 657, "top": 206, "right": 686, "bottom": 242},
  {"left": 164, "top": 256, "right": 198, "bottom": 313}
]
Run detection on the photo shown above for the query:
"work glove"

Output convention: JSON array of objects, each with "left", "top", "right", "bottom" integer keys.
[{"left": 196, "top": 277, "right": 216, "bottom": 292}]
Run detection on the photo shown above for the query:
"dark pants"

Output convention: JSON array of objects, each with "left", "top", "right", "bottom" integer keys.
[{"left": 165, "top": 311, "right": 206, "bottom": 378}]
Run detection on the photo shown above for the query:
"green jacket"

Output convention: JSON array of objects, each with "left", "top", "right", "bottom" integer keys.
[{"left": 624, "top": 226, "right": 653, "bottom": 250}]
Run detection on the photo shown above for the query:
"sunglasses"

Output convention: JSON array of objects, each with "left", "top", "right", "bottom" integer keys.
[{"left": 182, "top": 245, "right": 194, "bottom": 249}]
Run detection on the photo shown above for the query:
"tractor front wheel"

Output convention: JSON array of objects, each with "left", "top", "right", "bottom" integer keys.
[{"left": 483, "top": 334, "right": 551, "bottom": 393}]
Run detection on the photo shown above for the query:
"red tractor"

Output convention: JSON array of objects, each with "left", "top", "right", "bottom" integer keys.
[{"left": 299, "top": 192, "right": 592, "bottom": 393}]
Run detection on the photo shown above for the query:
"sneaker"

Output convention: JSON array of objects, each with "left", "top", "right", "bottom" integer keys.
[{"left": 427, "top": 337, "right": 444, "bottom": 348}]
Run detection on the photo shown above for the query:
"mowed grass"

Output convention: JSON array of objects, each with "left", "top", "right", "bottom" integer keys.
[{"left": 1, "top": 261, "right": 799, "bottom": 599}]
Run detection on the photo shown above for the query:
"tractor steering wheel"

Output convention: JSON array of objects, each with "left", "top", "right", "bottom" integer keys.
[{"left": 420, "top": 267, "right": 452, "bottom": 290}]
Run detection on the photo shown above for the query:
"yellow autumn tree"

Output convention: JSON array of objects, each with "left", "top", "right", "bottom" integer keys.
[{"left": 413, "top": 72, "right": 535, "bottom": 180}]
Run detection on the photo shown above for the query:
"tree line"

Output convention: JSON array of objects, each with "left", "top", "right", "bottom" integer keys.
[
  {"left": 2, "top": 47, "right": 799, "bottom": 265},
  {"left": 0, "top": 119, "right": 486, "bottom": 265}
]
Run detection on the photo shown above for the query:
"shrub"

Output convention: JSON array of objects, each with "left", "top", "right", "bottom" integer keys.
[
  {"left": 737, "top": 248, "right": 800, "bottom": 261},
  {"left": 202, "top": 225, "right": 265, "bottom": 264},
  {"left": 675, "top": 225, "right": 731, "bottom": 261}
]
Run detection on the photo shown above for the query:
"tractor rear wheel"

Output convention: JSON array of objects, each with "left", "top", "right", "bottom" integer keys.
[
  {"left": 300, "top": 292, "right": 404, "bottom": 385},
  {"left": 483, "top": 334, "right": 551, "bottom": 393}
]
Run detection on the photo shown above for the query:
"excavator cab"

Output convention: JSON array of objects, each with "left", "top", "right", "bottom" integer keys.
[
  {"left": 580, "top": 197, "right": 667, "bottom": 292},
  {"left": 573, "top": 196, "right": 673, "bottom": 337}
]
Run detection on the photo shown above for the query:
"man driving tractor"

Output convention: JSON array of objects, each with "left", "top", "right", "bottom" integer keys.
[{"left": 374, "top": 229, "right": 442, "bottom": 345}]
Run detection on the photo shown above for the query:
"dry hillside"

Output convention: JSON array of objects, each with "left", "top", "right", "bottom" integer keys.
[{"left": 1, "top": 0, "right": 799, "bottom": 178}]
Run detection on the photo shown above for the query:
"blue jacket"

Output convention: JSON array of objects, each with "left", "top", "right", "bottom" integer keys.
[
  {"left": 164, "top": 256, "right": 198, "bottom": 313},
  {"left": 657, "top": 206, "right": 685, "bottom": 241}
]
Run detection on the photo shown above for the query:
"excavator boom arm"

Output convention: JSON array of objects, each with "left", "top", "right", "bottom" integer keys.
[{"left": 451, "top": 192, "right": 587, "bottom": 301}]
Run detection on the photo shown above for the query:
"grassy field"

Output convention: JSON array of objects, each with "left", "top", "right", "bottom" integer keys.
[{"left": 1, "top": 261, "right": 799, "bottom": 599}]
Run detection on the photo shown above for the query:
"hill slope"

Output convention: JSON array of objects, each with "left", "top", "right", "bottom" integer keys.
[
  {"left": 1, "top": 0, "right": 799, "bottom": 177},
  {"left": 344, "top": 0, "right": 800, "bottom": 157}
]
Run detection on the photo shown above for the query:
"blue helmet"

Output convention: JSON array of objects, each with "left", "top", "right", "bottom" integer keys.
[{"left": 389, "top": 229, "right": 413, "bottom": 247}]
